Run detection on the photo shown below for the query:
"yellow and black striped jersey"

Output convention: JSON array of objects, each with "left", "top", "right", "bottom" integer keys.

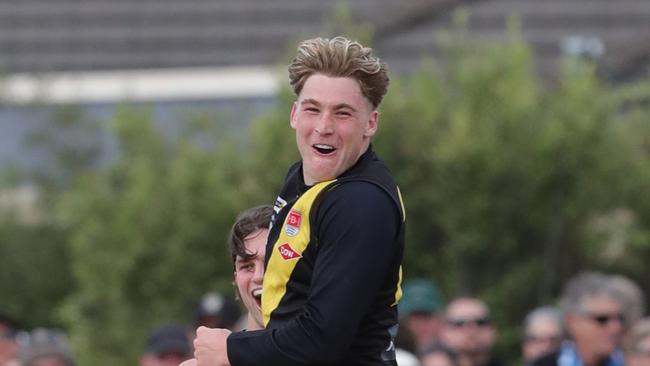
[{"left": 228, "top": 147, "right": 406, "bottom": 366}]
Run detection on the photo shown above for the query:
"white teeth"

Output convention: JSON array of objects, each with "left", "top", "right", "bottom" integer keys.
[
  {"left": 252, "top": 289, "right": 262, "bottom": 297},
  {"left": 314, "top": 144, "right": 334, "bottom": 150}
]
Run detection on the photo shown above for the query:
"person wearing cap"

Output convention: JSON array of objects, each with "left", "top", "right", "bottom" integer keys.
[
  {"left": 140, "top": 323, "right": 191, "bottom": 366},
  {"left": 399, "top": 278, "right": 444, "bottom": 354}
]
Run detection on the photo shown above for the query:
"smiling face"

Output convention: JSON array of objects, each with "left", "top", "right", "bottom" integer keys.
[
  {"left": 234, "top": 228, "right": 268, "bottom": 330},
  {"left": 290, "top": 73, "right": 378, "bottom": 185}
]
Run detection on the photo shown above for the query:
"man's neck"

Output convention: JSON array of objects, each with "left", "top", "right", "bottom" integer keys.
[{"left": 246, "top": 315, "right": 263, "bottom": 331}]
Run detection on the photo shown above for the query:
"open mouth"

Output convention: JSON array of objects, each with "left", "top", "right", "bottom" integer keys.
[
  {"left": 313, "top": 144, "right": 336, "bottom": 155},
  {"left": 252, "top": 288, "right": 262, "bottom": 307}
]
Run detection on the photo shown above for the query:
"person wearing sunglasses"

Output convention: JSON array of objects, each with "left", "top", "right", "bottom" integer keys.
[
  {"left": 439, "top": 297, "right": 501, "bottom": 366},
  {"left": 521, "top": 306, "right": 564, "bottom": 365},
  {"left": 530, "top": 272, "right": 634, "bottom": 366}
]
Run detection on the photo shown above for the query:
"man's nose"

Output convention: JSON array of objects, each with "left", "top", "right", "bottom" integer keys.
[
  {"left": 314, "top": 113, "right": 334, "bottom": 135},
  {"left": 252, "top": 264, "right": 264, "bottom": 283}
]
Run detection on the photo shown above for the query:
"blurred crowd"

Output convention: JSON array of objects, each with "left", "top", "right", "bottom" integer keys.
[
  {"left": 0, "top": 291, "right": 242, "bottom": 366},
  {"left": 1, "top": 270, "right": 648, "bottom": 366},
  {"left": 395, "top": 271, "right": 649, "bottom": 366}
]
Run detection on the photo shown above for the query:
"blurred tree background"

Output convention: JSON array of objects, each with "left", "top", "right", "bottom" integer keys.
[{"left": 1, "top": 15, "right": 650, "bottom": 365}]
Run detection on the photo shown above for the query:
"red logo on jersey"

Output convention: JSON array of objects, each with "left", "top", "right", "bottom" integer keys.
[
  {"left": 285, "top": 210, "right": 302, "bottom": 237},
  {"left": 278, "top": 243, "right": 302, "bottom": 260}
]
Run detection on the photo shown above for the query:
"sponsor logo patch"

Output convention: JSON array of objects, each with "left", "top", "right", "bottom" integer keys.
[
  {"left": 285, "top": 210, "right": 302, "bottom": 237},
  {"left": 278, "top": 243, "right": 302, "bottom": 260}
]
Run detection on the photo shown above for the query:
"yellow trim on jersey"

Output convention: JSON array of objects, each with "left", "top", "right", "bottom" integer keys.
[
  {"left": 392, "top": 266, "right": 403, "bottom": 306},
  {"left": 262, "top": 179, "right": 336, "bottom": 326},
  {"left": 394, "top": 186, "right": 406, "bottom": 306},
  {"left": 397, "top": 186, "right": 406, "bottom": 223}
]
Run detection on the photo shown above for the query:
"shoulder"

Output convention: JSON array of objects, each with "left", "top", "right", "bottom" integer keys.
[
  {"left": 324, "top": 180, "right": 395, "bottom": 209},
  {"left": 316, "top": 180, "right": 401, "bottom": 228}
]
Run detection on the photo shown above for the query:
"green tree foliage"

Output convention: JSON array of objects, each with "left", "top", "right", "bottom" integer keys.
[
  {"left": 0, "top": 106, "right": 101, "bottom": 329},
  {"left": 57, "top": 107, "right": 259, "bottom": 364},
  {"left": 374, "top": 23, "right": 650, "bottom": 360},
  {"left": 0, "top": 219, "right": 73, "bottom": 329}
]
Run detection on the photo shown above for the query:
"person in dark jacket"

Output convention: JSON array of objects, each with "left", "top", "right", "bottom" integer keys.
[{"left": 187, "top": 36, "right": 405, "bottom": 366}]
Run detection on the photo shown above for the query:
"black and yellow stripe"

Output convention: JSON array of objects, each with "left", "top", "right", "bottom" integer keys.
[{"left": 262, "top": 179, "right": 336, "bottom": 326}]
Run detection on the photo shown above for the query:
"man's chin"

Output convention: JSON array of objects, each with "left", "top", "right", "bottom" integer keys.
[{"left": 304, "top": 172, "right": 337, "bottom": 185}]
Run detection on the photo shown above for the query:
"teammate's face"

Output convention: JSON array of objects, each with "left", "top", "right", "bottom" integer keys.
[
  {"left": 290, "top": 74, "right": 378, "bottom": 185},
  {"left": 234, "top": 229, "right": 268, "bottom": 330}
]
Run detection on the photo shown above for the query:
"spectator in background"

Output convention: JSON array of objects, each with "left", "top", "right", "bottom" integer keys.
[
  {"left": 420, "top": 344, "right": 460, "bottom": 366},
  {"left": 399, "top": 278, "right": 445, "bottom": 354},
  {"left": 530, "top": 271, "right": 629, "bottom": 366},
  {"left": 140, "top": 323, "right": 191, "bottom": 366},
  {"left": 0, "top": 315, "right": 20, "bottom": 366},
  {"left": 440, "top": 297, "right": 500, "bottom": 366},
  {"left": 19, "top": 328, "right": 75, "bottom": 366},
  {"left": 195, "top": 292, "right": 241, "bottom": 331},
  {"left": 521, "top": 306, "right": 563, "bottom": 364},
  {"left": 610, "top": 274, "right": 646, "bottom": 328},
  {"left": 623, "top": 317, "right": 650, "bottom": 366}
]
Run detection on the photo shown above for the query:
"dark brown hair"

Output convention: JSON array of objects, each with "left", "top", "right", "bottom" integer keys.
[{"left": 228, "top": 205, "right": 274, "bottom": 268}]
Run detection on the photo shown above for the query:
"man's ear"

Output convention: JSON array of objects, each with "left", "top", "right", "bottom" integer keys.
[
  {"left": 364, "top": 110, "right": 379, "bottom": 137},
  {"left": 290, "top": 101, "right": 299, "bottom": 129}
]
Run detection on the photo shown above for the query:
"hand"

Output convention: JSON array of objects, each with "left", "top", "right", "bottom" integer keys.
[
  {"left": 194, "top": 326, "right": 232, "bottom": 366},
  {"left": 179, "top": 359, "right": 198, "bottom": 366}
]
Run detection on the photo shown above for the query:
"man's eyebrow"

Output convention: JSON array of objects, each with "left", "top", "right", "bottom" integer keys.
[
  {"left": 301, "top": 99, "right": 357, "bottom": 112},
  {"left": 301, "top": 98, "right": 321, "bottom": 106},
  {"left": 235, "top": 255, "right": 255, "bottom": 263},
  {"left": 333, "top": 103, "right": 357, "bottom": 112}
]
